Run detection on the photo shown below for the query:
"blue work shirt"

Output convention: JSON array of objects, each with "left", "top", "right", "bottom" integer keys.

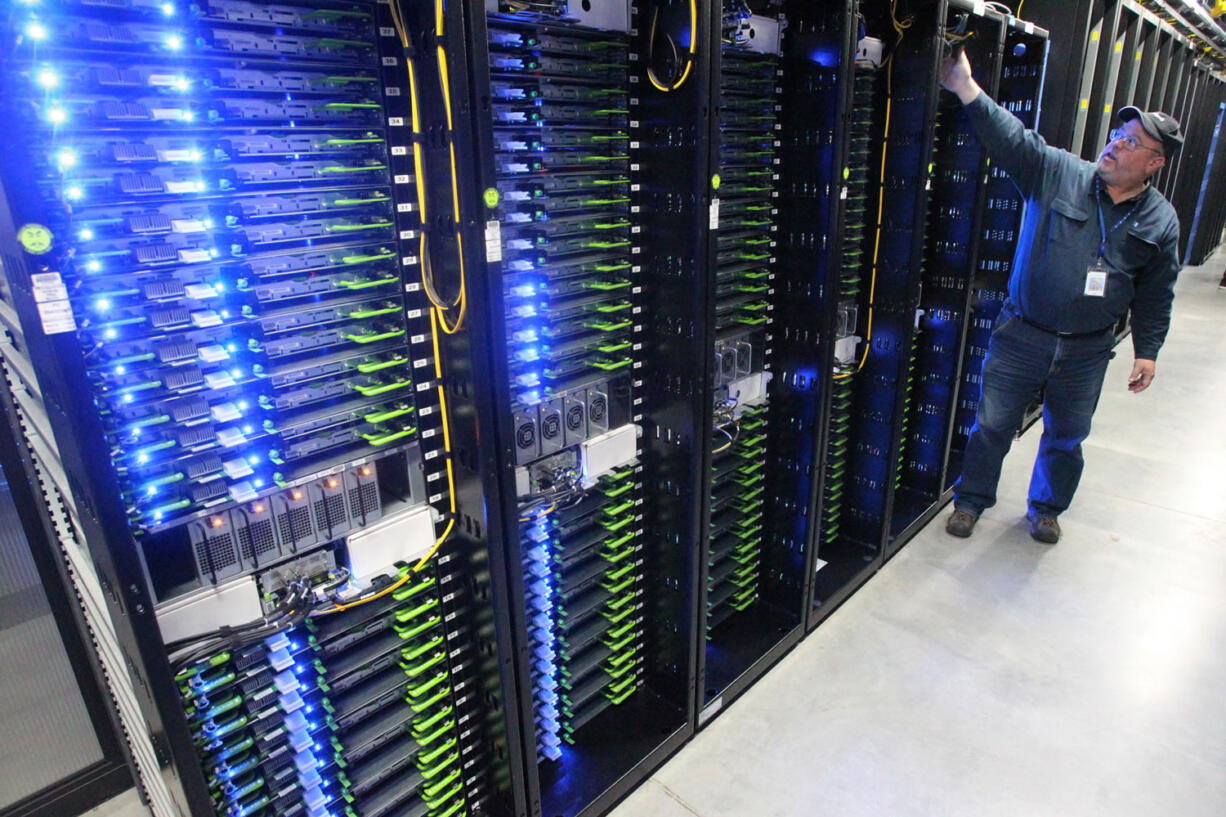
[{"left": 964, "top": 93, "right": 1181, "bottom": 360}]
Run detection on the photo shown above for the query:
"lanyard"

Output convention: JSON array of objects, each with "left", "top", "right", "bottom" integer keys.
[{"left": 1095, "top": 177, "right": 1143, "bottom": 258}]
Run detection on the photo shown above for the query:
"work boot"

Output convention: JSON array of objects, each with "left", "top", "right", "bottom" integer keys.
[
  {"left": 945, "top": 508, "right": 979, "bottom": 538},
  {"left": 1027, "top": 510, "right": 1061, "bottom": 544}
]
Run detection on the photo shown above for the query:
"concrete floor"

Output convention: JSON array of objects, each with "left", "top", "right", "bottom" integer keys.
[
  {"left": 87, "top": 254, "right": 1226, "bottom": 817},
  {"left": 610, "top": 253, "right": 1226, "bottom": 817}
]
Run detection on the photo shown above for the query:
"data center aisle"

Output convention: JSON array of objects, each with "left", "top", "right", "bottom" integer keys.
[{"left": 610, "top": 251, "right": 1226, "bottom": 817}]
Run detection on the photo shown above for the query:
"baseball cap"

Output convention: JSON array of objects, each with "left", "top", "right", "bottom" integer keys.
[{"left": 1118, "top": 106, "right": 1184, "bottom": 157}]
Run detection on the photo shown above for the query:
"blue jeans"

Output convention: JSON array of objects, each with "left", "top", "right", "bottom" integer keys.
[{"left": 954, "top": 311, "right": 1115, "bottom": 518}]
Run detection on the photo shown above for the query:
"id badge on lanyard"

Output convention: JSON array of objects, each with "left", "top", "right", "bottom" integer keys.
[{"left": 1085, "top": 256, "right": 1108, "bottom": 297}]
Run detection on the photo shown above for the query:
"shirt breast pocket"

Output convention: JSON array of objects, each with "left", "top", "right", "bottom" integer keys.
[
  {"left": 1116, "top": 227, "right": 1158, "bottom": 275},
  {"left": 1047, "top": 197, "right": 1092, "bottom": 264}
]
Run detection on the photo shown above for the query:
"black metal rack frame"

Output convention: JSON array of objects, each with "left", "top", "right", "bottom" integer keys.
[
  {"left": 887, "top": 1, "right": 1007, "bottom": 555},
  {"left": 808, "top": 0, "right": 947, "bottom": 629},
  {"left": 451, "top": 3, "right": 702, "bottom": 816},
  {"left": 0, "top": 2, "right": 525, "bottom": 815}
]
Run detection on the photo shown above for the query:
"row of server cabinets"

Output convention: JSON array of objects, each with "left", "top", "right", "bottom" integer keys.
[
  {"left": 0, "top": 3, "right": 1045, "bottom": 817},
  {"left": 1028, "top": 0, "right": 1226, "bottom": 266}
]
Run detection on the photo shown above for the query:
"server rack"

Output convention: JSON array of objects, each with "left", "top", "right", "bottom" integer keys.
[
  {"left": 0, "top": 3, "right": 521, "bottom": 817},
  {"left": 693, "top": 0, "right": 830, "bottom": 726},
  {"left": 807, "top": 0, "right": 946, "bottom": 628},
  {"left": 946, "top": 16, "right": 1050, "bottom": 490},
  {"left": 1185, "top": 100, "right": 1226, "bottom": 265},
  {"left": 452, "top": 3, "right": 700, "bottom": 816},
  {"left": 1082, "top": 0, "right": 1126, "bottom": 159},
  {"left": 886, "top": 1, "right": 1006, "bottom": 554}
]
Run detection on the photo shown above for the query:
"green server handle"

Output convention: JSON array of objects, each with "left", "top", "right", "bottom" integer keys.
[
  {"left": 408, "top": 685, "right": 451, "bottom": 715},
  {"left": 354, "top": 355, "right": 407, "bottom": 373},
  {"left": 405, "top": 670, "right": 448, "bottom": 703},
  {"left": 353, "top": 379, "right": 411, "bottom": 397},
  {"left": 344, "top": 328, "right": 406, "bottom": 344}
]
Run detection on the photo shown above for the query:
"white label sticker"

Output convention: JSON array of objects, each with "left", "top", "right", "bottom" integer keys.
[
  {"left": 485, "top": 220, "right": 503, "bottom": 263},
  {"left": 388, "top": 116, "right": 405, "bottom": 127},
  {"left": 394, "top": 174, "right": 411, "bottom": 184},
  {"left": 37, "top": 300, "right": 76, "bottom": 334},
  {"left": 382, "top": 57, "right": 398, "bottom": 66},
  {"left": 385, "top": 86, "right": 401, "bottom": 96},
  {"left": 973, "top": 0, "right": 985, "bottom": 15},
  {"left": 391, "top": 145, "right": 408, "bottom": 156},
  {"left": 397, "top": 203, "right": 414, "bottom": 213},
  {"left": 1025, "top": 21, "right": 1034, "bottom": 34},
  {"left": 30, "top": 273, "right": 67, "bottom": 303},
  {"left": 399, "top": 230, "right": 418, "bottom": 240},
  {"left": 380, "top": 26, "right": 395, "bottom": 37},
  {"left": 709, "top": 198, "right": 720, "bottom": 229},
  {"left": 1085, "top": 267, "right": 1107, "bottom": 297}
]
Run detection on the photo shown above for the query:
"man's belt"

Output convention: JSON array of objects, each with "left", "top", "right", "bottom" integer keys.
[{"left": 1010, "top": 309, "right": 1114, "bottom": 339}]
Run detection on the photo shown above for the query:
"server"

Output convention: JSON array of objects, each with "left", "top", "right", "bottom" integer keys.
[
  {"left": 697, "top": 0, "right": 814, "bottom": 724},
  {"left": 948, "top": 17, "right": 1049, "bottom": 475},
  {"left": 805, "top": 0, "right": 945, "bottom": 623},
  {"left": 888, "top": 2, "right": 1008, "bottom": 549},
  {"left": 0, "top": 3, "right": 516, "bottom": 816},
  {"left": 452, "top": 3, "right": 696, "bottom": 816}
]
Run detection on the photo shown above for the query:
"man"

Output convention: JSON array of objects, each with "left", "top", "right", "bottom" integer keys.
[{"left": 939, "top": 49, "right": 1183, "bottom": 544}]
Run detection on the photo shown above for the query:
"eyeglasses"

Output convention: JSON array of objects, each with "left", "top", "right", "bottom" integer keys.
[{"left": 1108, "top": 128, "right": 1164, "bottom": 156}]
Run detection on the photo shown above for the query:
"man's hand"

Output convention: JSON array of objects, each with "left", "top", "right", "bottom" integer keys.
[
  {"left": 939, "top": 48, "right": 982, "bottom": 105},
  {"left": 1128, "top": 358, "right": 1156, "bottom": 393}
]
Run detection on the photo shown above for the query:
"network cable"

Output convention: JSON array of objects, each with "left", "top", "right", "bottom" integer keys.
[
  {"left": 836, "top": 1, "right": 911, "bottom": 380},
  {"left": 391, "top": 0, "right": 468, "bottom": 333},
  {"left": 647, "top": 0, "right": 699, "bottom": 92}
]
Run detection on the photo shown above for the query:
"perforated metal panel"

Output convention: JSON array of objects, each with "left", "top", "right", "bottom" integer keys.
[
  {"left": 234, "top": 505, "right": 280, "bottom": 569},
  {"left": 188, "top": 517, "right": 242, "bottom": 582},
  {"left": 345, "top": 468, "right": 382, "bottom": 524},
  {"left": 311, "top": 479, "right": 351, "bottom": 538}
]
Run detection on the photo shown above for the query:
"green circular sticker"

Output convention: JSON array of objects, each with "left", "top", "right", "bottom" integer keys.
[
  {"left": 843, "top": 167, "right": 850, "bottom": 180},
  {"left": 711, "top": 174, "right": 721, "bottom": 191},
  {"left": 17, "top": 223, "right": 53, "bottom": 255},
  {"left": 483, "top": 187, "right": 500, "bottom": 208}
]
